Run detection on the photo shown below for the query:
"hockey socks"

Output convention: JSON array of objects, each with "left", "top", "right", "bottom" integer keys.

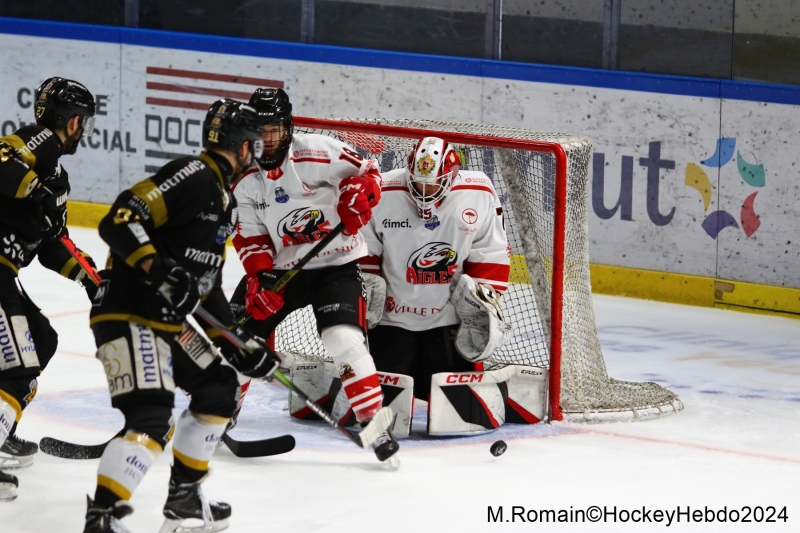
[
  {"left": 95, "top": 432, "right": 162, "bottom": 506},
  {"left": 171, "top": 410, "right": 228, "bottom": 474},
  {"left": 321, "top": 325, "right": 383, "bottom": 421}
]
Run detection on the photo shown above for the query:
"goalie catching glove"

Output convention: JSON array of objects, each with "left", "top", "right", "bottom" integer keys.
[
  {"left": 337, "top": 175, "right": 381, "bottom": 235},
  {"left": 449, "top": 274, "right": 512, "bottom": 362},
  {"left": 218, "top": 327, "right": 282, "bottom": 379}
]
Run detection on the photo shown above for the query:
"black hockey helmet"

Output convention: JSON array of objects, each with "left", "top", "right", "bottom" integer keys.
[
  {"left": 248, "top": 87, "right": 292, "bottom": 169},
  {"left": 35, "top": 77, "right": 96, "bottom": 136},
  {"left": 203, "top": 98, "right": 263, "bottom": 159}
]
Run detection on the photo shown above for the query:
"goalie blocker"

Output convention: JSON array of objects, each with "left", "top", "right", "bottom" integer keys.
[{"left": 287, "top": 362, "right": 547, "bottom": 436}]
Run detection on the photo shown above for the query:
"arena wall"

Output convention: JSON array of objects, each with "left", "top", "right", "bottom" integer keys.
[{"left": 2, "top": 17, "right": 800, "bottom": 316}]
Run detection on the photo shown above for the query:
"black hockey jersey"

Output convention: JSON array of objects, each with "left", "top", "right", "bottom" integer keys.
[
  {"left": 91, "top": 151, "right": 238, "bottom": 333},
  {"left": 0, "top": 124, "right": 92, "bottom": 281}
]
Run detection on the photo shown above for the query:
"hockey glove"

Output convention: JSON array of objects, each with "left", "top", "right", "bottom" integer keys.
[
  {"left": 219, "top": 327, "right": 282, "bottom": 379},
  {"left": 245, "top": 273, "right": 284, "bottom": 321},
  {"left": 337, "top": 176, "right": 379, "bottom": 235},
  {"left": 30, "top": 180, "right": 68, "bottom": 239},
  {"left": 144, "top": 255, "right": 201, "bottom": 317},
  {"left": 75, "top": 253, "right": 99, "bottom": 301}
]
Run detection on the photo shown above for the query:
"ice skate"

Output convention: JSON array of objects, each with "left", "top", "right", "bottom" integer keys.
[
  {"left": 83, "top": 495, "right": 133, "bottom": 533},
  {"left": 0, "top": 431, "right": 38, "bottom": 469},
  {"left": 160, "top": 471, "right": 231, "bottom": 533},
  {"left": 0, "top": 470, "right": 18, "bottom": 502}
]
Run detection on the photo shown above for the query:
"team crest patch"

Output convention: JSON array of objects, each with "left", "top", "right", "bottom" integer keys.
[
  {"left": 338, "top": 363, "right": 356, "bottom": 381},
  {"left": 275, "top": 187, "right": 289, "bottom": 203},
  {"left": 406, "top": 242, "right": 458, "bottom": 284},
  {"left": 277, "top": 207, "right": 332, "bottom": 247},
  {"left": 417, "top": 154, "right": 436, "bottom": 176}
]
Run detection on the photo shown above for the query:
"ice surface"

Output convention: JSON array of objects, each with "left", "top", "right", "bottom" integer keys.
[{"left": 1, "top": 227, "right": 798, "bottom": 532}]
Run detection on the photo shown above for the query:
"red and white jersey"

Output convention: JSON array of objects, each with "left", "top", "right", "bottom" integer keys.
[
  {"left": 232, "top": 134, "right": 381, "bottom": 273},
  {"left": 360, "top": 169, "right": 510, "bottom": 331}
]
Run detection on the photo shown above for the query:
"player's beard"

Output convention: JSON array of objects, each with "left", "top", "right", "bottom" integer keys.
[{"left": 62, "top": 127, "right": 83, "bottom": 155}]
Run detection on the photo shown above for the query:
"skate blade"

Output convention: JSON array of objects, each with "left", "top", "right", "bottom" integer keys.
[
  {"left": 382, "top": 455, "right": 401, "bottom": 471},
  {"left": 159, "top": 517, "right": 229, "bottom": 533},
  {"left": 0, "top": 483, "right": 18, "bottom": 502},
  {"left": 0, "top": 453, "right": 34, "bottom": 470}
]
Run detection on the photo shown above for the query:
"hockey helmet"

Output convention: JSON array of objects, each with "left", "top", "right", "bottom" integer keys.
[
  {"left": 248, "top": 87, "right": 293, "bottom": 169},
  {"left": 203, "top": 98, "right": 263, "bottom": 160},
  {"left": 35, "top": 77, "right": 96, "bottom": 137},
  {"left": 406, "top": 137, "right": 460, "bottom": 212}
]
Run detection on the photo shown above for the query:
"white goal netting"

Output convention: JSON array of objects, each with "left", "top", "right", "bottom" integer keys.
[{"left": 275, "top": 117, "right": 683, "bottom": 422}]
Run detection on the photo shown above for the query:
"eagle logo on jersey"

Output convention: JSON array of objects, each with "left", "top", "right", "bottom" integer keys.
[
  {"left": 406, "top": 242, "right": 458, "bottom": 285},
  {"left": 277, "top": 207, "right": 332, "bottom": 247}
]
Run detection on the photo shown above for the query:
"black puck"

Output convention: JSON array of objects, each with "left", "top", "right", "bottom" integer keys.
[{"left": 490, "top": 440, "right": 507, "bottom": 457}]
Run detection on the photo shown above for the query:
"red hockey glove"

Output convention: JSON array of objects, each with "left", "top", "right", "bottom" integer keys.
[
  {"left": 245, "top": 275, "right": 284, "bottom": 321},
  {"left": 337, "top": 176, "right": 379, "bottom": 235}
]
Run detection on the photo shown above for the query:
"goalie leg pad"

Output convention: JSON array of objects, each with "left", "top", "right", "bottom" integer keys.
[
  {"left": 376, "top": 372, "right": 413, "bottom": 437},
  {"left": 287, "top": 360, "right": 356, "bottom": 426},
  {"left": 361, "top": 272, "right": 386, "bottom": 329},
  {"left": 505, "top": 366, "right": 548, "bottom": 424},
  {"left": 428, "top": 367, "right": 513, "bottom": 436},
  {"left": 321, "top": 325, "right": 382, "bottom": 422}
]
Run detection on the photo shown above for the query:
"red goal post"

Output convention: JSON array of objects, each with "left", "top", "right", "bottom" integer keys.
[{"left": 279, "top": 116, "right": 683, "bottom": 423}]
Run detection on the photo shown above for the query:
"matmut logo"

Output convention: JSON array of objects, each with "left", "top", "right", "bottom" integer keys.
[{"left": 445, "top": 374, "right": 483, "bottom": 384}]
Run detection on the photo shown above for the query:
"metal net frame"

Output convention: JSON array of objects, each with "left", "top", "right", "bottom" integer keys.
[{"left": 273, "top": 116, "right": 683, "bottom": 422}]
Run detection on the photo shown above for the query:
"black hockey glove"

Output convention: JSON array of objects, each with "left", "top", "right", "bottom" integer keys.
[
  {"left": 218, "top": 327, "right": 281, "bottom": 379},
  {"left": 144, "top": 255, "right": 200, "bottom": 317},
  {"left": 76, "top": 254, "right": 99, "bottom": 301},
  {"left": 30, "top": 180, "right": 68, "bottom": 239}
]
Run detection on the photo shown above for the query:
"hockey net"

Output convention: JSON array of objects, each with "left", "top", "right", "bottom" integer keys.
[{"left": 275, "top": 117, "right": 683, "bottom": 422}]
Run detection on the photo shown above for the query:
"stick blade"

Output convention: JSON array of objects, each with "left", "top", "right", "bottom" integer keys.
[
  {"left": 39, "top": 437, "right": 109, "bottom": 459},
  {"left": 358, "top": 407, "right": 394, "bottom": 447},
  {"left": 222, "top": 434, "right": 296, "bottom": 458}
]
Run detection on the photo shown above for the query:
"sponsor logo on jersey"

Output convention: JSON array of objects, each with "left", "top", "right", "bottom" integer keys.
[
  {"left": 197, "top": 268, "right": 220, "bottom": 297},
  {"left": 462, "top": 208, "right": 478, "bottom": 224},
  {"left": 383, "top": 297, "right": 442, "bottom": 316},
  {"left": 406, "top": 242, "right": 458, "bottom": 285},
  {"left": 215, "top": 226, "right": 228, "bottom": 244},
  {"left": 275, "top": 186, "right": 289, "bottom": 203},
  {"left": 382, "top": 218, "right": 410, "bottom": 228},
  {"left": 0, "top": 309, "right": 20, "bottom": 370},
  {"left": 185, "top": 248, "right": 223, "bottom": 267},
  {"left": 277, "top": 207, "right": 332, "bottom": 247},
  {"left": 338, "top": 363, "right": 356, "bottom": 382},
  {"left": 197, "top": 212, "right": 219, "bottom": 222},
  {"left": 254, "top": 200, "right": 269, "bottom": 210},
  {"left": 145, "top": 160, "right": 205, "bottom": 200},
  {"left": 444, "top": 373, "right": 483, "bottom": 384},
  {"left": 424, "top": 215, "right": 440, "bottom": 230},
  {"left": 18, "top": 128, "right": 53, "bottom": 156}
]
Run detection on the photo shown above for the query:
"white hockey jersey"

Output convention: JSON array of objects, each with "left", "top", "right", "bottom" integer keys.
[
  {"left": 360, "top": 169, "right": 510, "bottom": 331},
  {"left": 232, "top": 134, "right": 381, "bottom": 273}
]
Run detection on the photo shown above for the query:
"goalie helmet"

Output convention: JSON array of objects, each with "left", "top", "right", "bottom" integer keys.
[
  {"left": 406, "top": 137, "right": 460, "bottom": 215},
  {"left": 203, "top": 98, "right": 263, "bottom": 163},
  {"left": 248, "top": 87, "right": 293, "bottom": 169},
  {"left": 34, "top": 77, "right": 96, "bottom": 137}
]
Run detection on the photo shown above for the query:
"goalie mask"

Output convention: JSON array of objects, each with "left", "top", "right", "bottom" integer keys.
[
  {"left": 35, "top": 77, "right": 96, "bottom": 155},
  {"left": 406, "top": 137, "right": 460, "bottom": 216},
  {"left": 249, "top": 87, "right": 293, "bottom": 170}
]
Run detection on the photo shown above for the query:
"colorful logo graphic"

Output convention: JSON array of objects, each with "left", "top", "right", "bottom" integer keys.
[
  {"left": 406, "top": 242, "right": 458, "bottom": 285},
  {"left": 277, "top": 207, "right": 332, "bottom": 246},
  {"left": 685, "top": 138, "right": 765, "bottom": 239}
]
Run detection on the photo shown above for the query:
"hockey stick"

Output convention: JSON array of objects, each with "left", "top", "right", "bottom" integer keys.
[
  {"left": 195, "top": 306, "right": 393, "bottom": 449},
  {"left": 43, "top": 239, "right": 294, "bottom": 459},
  {"left": 235, "top": 222, "right": 346, "bottom": 326}
]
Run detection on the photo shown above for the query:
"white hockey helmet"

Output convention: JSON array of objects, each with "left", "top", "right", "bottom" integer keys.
[{"left": 406, "top": 137, "right": 460, "bottom": 213}]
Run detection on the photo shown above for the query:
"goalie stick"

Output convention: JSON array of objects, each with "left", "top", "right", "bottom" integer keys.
[
  {"left": 42, "top": 239, "right": 296, "bottom": 459},
  {"left": 235, "top": 222, "right": 346, "bottom": 326},
  {"left": 195, "top": 306, "right": 394, "bottom": 450}
]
